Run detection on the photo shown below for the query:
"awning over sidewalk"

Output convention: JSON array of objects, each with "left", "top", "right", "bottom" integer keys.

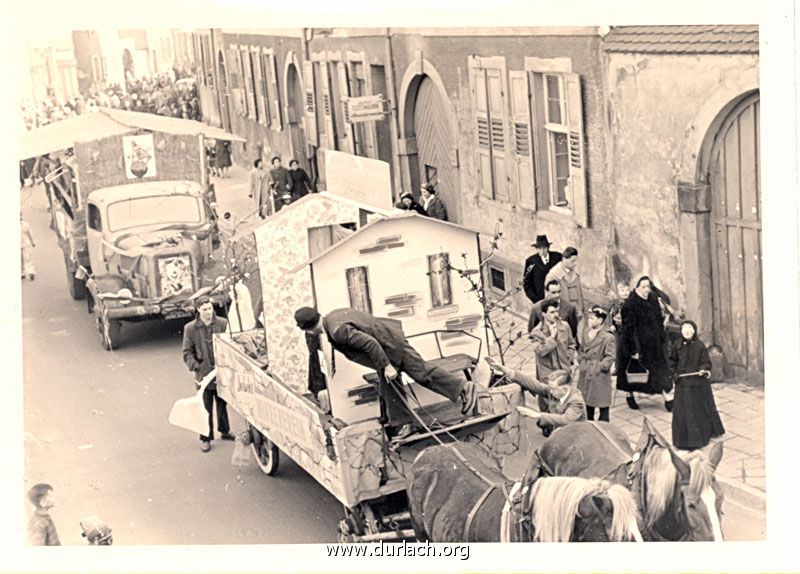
[{"left": 19, "top": 108, "right": 245, "bottom": 160}]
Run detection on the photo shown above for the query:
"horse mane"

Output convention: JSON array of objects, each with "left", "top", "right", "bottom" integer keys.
[
  {"left": 605, "top": 484, "right": 641, "bottom": 541},
  {"left": 528, "top": 476, "right": 638, "bottom": 542},
  {"left": 529, "top": 476, "right": 603, "bottom": 542},
  {"left": 641, "top": 448, "right": 677, "bottom": 526}
]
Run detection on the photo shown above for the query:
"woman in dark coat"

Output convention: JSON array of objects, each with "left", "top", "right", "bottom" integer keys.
[
  {"left": 616, "top": 276, "right": 674, "bottom": 411},
  {"left": 670, "top": 320, "right": 725, "bottom": 450},
  {"left": 214, "top": 139, "right": 232, "bottom": 177},
  {"left": 288, "top": 159, "right": 315, "bottom": 201}
]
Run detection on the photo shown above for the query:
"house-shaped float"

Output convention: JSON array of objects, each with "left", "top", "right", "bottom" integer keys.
[
  {"left": 251, "top": 191, "right": 392, "bottom": 396},
  {"left": 299, "top": 214, "right": 491, "bottom": 424}
]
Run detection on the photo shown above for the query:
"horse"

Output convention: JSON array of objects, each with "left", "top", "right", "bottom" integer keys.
[
  {"left": 538, "top": 418, "right": 724, "bottom": 541},
  {"left": 408, "top": 442, "right": 642, "bottom": 542}
]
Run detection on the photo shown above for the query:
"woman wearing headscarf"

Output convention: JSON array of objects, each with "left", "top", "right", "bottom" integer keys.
[
  {"left": 394, "top": 191, "right": 426, "bottom": 215},
  {"left": 616, "top": 276, "right": 674, "bottom": 411},
  {"left": 669, "top": 320, "right": 725, "bottom": 450}
]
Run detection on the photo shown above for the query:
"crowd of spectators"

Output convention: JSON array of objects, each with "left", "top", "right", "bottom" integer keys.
[{"left": 20, "top": 70, "right": 201, "bottom": 132}]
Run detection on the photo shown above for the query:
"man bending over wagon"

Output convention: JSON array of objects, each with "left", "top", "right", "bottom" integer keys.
[{"left": 294, "top": 307, "right": 478, "bottom": 416}]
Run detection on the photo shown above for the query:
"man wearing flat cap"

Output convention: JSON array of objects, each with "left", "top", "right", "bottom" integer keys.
[
  {"left": 182, "top": 295, "right": 234, "bottom": 452},
  {"left": 523, "top": 235, "right": 562, "bottom": 304},
  {"left": 294, "top": 307, "right": 478, "bottom": 415}
]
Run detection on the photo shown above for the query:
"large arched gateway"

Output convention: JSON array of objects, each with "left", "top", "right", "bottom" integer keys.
[{"left": 707, "top": 91, "right": 762, "bottom": 382}]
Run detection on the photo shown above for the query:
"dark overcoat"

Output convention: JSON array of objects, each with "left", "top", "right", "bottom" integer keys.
[
  {"left": 424, "top": 196, "right": 448, "bottom": 221},
  {"left": 522, "top": 251, "right": 562, "bottom": 303},
  {"left": 669, "top": 332, "right": 725, "bottom": 449},
  {"left": 182, "top": 315, "right": 228, "bottom": 381},
  {"left": 616, "top": 291, "right": 672, "bottom": 394}
]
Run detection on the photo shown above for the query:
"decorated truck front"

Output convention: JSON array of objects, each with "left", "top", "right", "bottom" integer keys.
[
  {"left": 18, "top": 109, "right": 243, "bottom": 349},
  {"left": 84, "top": 181, "right": 225, "bottom": 348}
]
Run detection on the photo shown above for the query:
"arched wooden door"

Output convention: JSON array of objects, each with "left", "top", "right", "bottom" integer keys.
[
  {"left": 709, "top": 92, "right": 762, "bottom": 382},
  {"left": 413, "top": 77, "right": 459, "bottom": 222}
]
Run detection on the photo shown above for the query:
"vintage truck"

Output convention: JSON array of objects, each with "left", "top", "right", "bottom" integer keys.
[{"left": 19, "top": 108, "right": 243, "bottom": 349}]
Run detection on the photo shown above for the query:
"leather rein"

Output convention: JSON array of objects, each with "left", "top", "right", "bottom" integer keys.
[{"left": 590, "top": 424, "right": 690, "bottom": 542}]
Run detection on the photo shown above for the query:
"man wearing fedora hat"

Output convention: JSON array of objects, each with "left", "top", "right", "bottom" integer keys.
[{"left": 523, "top": 235, "right": 562, "bottom": 304}]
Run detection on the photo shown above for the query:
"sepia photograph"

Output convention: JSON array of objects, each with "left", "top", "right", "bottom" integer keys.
[{"left": 6, "top": 0, "right": 799, "bottom": 571}]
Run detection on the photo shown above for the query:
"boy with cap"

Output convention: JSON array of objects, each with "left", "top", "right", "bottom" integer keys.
[
  {"left": 26, "top": 483, "right": 60, "bottom": 546},
  {"left": 576, "top": 305, "right": 616, "bottom": 422},
  {"left": 523, "top": 235, "right": 562, "bottom": 304},
  {"left": 182, "top": 295, "right": 234, "bottom": 452},
  {"left": 294, "top": 307, "right": 477, "bottom": 415}
]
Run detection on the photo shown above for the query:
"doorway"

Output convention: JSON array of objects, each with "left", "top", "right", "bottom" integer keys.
[{"left": 708, "top": 92, "right": 762, "bottom": 383}]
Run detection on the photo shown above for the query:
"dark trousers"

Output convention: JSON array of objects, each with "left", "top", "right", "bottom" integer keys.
[
  {"left": 198, "top": 382, "right": 230, "bottom": 441},
  {"left": 586, "top": 405, "right": 609, "bottom": 422},
  {"left": 397, "top": 341, "right": 465, "bottom": 402}
]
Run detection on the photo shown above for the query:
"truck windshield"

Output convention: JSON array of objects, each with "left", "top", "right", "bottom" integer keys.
[{"left": 107, "top": 195, "right": 202, "bottom": 232}]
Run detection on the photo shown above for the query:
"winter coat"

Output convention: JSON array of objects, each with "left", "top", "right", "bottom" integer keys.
[
  {"left": 669, "top": 328, "right": 725, "bottom": 449},
  {"left": 423, "top": 195, "right": 448, "bottom": 221},
  {"left": 182, "top": 315, "right": 228, "bottom": 381},
  {"left": 576, "top": 319, "right": 616, "bottom": 408},
  {"left": 529, "top": 318, "right": 576, "bottom": 382},
  {"left": 523, "top": 251, "right": 562, "bottom": 303},
  {"left": 616, "top": 291, "right": 672, "bottom": 394},
  {"left": 545, "top": 262, "right": 584, "bottom": 316},
  {"left": 289, "top": 167, "right": 314, "bottom": 200},
  {"left": 510, "top": 371, "right": 587, "bottom": 430},
  {"left": 528, "top": 296, "right": 579, "bottom": 339}
]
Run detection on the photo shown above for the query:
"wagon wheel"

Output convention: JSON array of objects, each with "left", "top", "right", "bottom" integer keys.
[
  {"left": 250, "top": 427, "right": 279, "bottom": 475},
  {"left": 95, "top": 303, "right": 122, "bottom": 351},
  {"left": 337, "top": 503, "right": 381, "bottom": 542}
]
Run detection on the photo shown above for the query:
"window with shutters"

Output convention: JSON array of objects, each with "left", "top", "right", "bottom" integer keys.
[
  {"left": 521, "top": 61, "right": 588, "bottom": 227},
  {"left": 428, "top": 253, "right": 453, "bottom": 308},
  {"left": 245, "top": 49, "right": 259, "bottom": 122},
  {"left": 348, "top": 60, "right": 369, "bottom": 158},
  {"left": 469, "top": 56, "right": 508, "bottom": 202},
  {"left": 346, "top": 266, "right": 372, "bottom": 314},
  {"left": 227, "top": 48, "right": 243, "bottom": 113},
  {"left": 259, "top": 50, "right": 282, "bottom": 130}
]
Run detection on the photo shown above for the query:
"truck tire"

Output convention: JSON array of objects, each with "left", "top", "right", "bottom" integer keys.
[
  {"left": 65, "top": 258, "right": 87, "bottom": 300},
  {"left": 250, "top": 426, "right": 279, "bottom": 476},
  {"left": 95, "top": 304, "right": 122, "bottom": 350}
]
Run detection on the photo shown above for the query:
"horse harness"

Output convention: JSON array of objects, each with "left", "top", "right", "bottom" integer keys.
[{"left": 590, "top": 424, "right": 691, "bottom": 542}]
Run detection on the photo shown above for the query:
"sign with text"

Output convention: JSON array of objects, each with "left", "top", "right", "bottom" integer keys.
[
  {"left": 324, "top": 150, "right": 393, "bottom": 211},
  {"left": 344, "top": 95, "right": 387, "bottom": 123}
]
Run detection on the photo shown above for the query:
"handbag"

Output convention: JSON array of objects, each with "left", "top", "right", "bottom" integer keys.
[
  {"left": 168, "top": 370, "right": 215, "bottom": 436},
  {"left": 625, "top": 358, "right": 650, "bottom": 384}
]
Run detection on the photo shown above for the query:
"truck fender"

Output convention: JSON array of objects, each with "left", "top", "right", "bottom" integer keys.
[{"left": 86, "top": 274, "right": 132, "bottom": 298}]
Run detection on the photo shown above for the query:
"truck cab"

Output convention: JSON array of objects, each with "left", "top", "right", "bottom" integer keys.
[{"left": 85, "top": 180, "right": 224, "bottom": 349}]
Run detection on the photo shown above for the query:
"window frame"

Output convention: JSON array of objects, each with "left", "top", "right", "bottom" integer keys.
[
  {"left": 488, "top": 265, "right": 507, "bottom": 294},
  {"left": 427, "top": 253, "right": 453, "bottom": 309},
  {"left": 345, "top": 265, "right": 373, "bottom": 315}
]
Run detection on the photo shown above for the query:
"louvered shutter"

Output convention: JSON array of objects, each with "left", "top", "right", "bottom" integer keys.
[
  {"left": 269, "top": 53, "right": 282, "bottom": 130},
  {"left": 227, "top": 48, "right": 242, "bottom": 114},
  {"left": 337, "top": 61, "right": 354, "bottom": 153},
  {"left": 302, "top": 60, "right": 318, "bottom": 146},
  {"left": 565, "top": 73, "right": 588, "bottom": 227},
  {"left": 240, "top": 48, "right": 252, "bottom": 118},
  {"left": 509, "top": 70, "right": 535, "bottom": 207},
  {"left": 470, "top": 58, "right": 493, "bottom": 199},
  {"left": 486, "top": 68, "right": 508, "bottom": 202},
  {"left": 252, "top": 49, "right": 265, "bottom": 124},
  {"left": 321, "top": 62, "right": 336, "bottom": 148}
]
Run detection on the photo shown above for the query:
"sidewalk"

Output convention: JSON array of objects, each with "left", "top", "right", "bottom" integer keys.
[{"left": 491, "top": 308, "right": 766, "bottom": 510}]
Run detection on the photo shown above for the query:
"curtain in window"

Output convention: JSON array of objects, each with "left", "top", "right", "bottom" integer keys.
[
  {"left": 346, "top": 266, "right": 372, "bottom": 314},
  {"left": 428, "top": 253, "right": 453, "bottom": 308}
]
